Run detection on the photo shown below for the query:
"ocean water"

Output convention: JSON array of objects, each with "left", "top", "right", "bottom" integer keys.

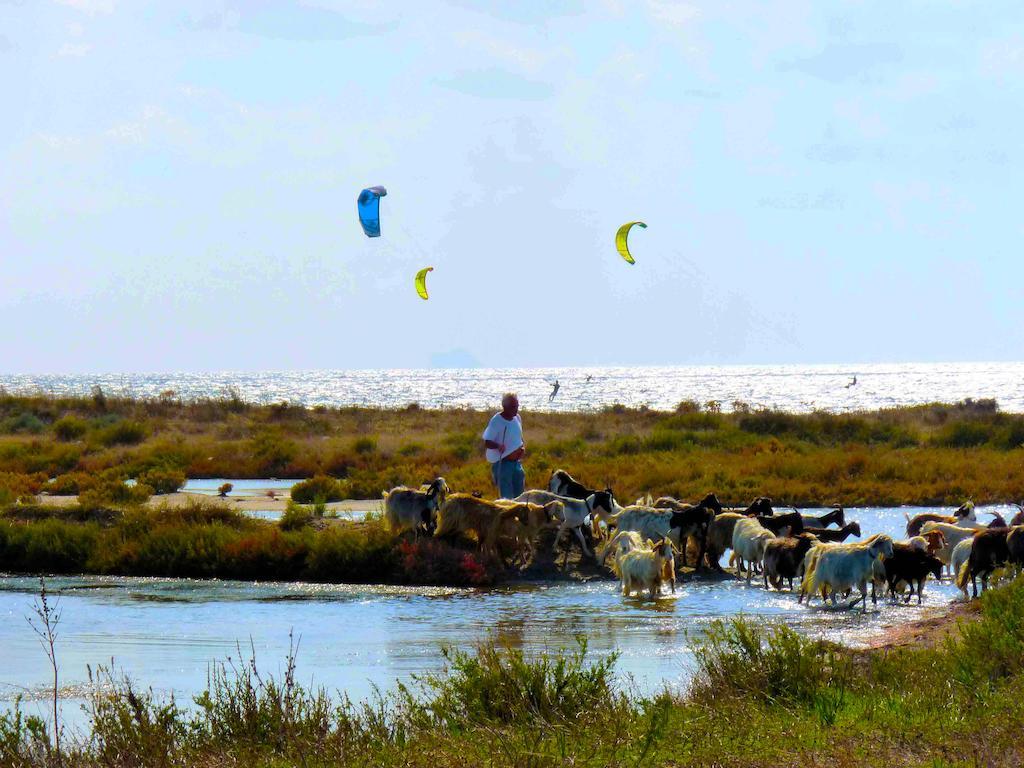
[{"left": 2, "top": 362, "right": 1023, "bottom": 413}]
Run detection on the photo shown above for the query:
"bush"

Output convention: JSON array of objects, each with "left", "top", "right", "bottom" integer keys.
[
  {"left": 690, "top": 617, "right": 850, "bottom": 708},
  {"left": 1, "top": 412, "right": 45, "bottom": 435},
  {"left": 305, "top": 522, "right": 395, "bottom": 582},
  {"left": 290, "top": 475, "right": 345, "bottom": 504},
  {"left": 53, "top": 416, "right": 88, "bottom": 441},
  {"left": 249, "top": 430, "right": 298, "bottom": 475},
  {"left": 417, "top": 638, "right": 619, "bottom": 726},
  {"left": 96, "top": 420, "right": 148, "bottom": 446},
  {"left": 44, "top": 471, "right": 96, "bottom": 496},
  {"left": 79, "top": 478, "right": 153, "bottom": 507},
  {"left": 353, "top": 437, "right": 377, "bottom": 455},
  {"left": 0, "top": 471, "right": 47, "bottom": 496},
  {"left": 933, "top": 422, "right": 996, "bottom": 448},
  {"left": 394, "top": 538, "right": 494, "bottom": 587},
  {"left": 218, "top": 483, "right": 233, "bottom": 497},
  {"left": 279, "top": 502, "right": 314, "bottom": 531},
  {"left": 949, "top": 572, "right": 1024, "bottom": 693},
  {"left": 138, "top": 467, "right": 187, "bottom": 495}
]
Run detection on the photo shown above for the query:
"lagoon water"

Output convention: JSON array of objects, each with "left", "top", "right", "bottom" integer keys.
[
  {"left": 3, "top": 362, "right": 1024, "bottom": 413},
  {"left": 4, "top": 505, "right": 1010, "bottom": 731}
]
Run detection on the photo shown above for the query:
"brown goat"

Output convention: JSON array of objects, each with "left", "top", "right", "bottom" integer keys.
[{"left": 905, "top": 501, "right": 975, "bottom": 537}]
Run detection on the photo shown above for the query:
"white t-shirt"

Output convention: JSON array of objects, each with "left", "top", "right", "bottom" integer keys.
[{"left": 482, "top": 412, "right": 523, "bottom": 463}]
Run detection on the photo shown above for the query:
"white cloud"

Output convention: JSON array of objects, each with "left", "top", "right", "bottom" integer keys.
[
  {"left": 454, "top": 29, "right": 551, "bottom": 74},
  {"left": 56, "top": 42, "right": 92, "bottom": 57},
  {"left": 980, "top": 34, "right": 1024, "bottom": 80},
  {"left": 645, "top": 0, "right": 700, "bottom": 27},
  {"left": 37, "top": 133, "right": 83, "bottom": 150},
  {"left": 54, "top": 0, "right": 115, "bottom": 15},
  {"left": 105, "top": 105, "right": 185, "bottom": 145}
]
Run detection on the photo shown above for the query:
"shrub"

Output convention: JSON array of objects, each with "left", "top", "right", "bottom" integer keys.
[
  {"left": 0, "top": 471, "right": 47, "bottom": 495},
  {"left": 739, "top": 411, "right": 803, "bottom": 437},
  {"left": 394, "top": 538, "right": 494, "bottom": 587},
  {"left": 949, "top": 572, "right": 1024, "bottom": 693},
  {"left": 79, "top": 478, "right": 153, "bottom": 507},
  {"left": 53, "top": 416, "right": 88, "bottom": 441},
  {"left": 305, "top": 523, "right": 395, "bottom": 582},
  {"left": 279, "top": 502, "right": 314, "bottom": 531},
  {"left": 138, "top": 467, "right": 187, "bottom": 495},
  {"left": 1, "top": 412, "right": 45, "bottom": 435},
  {"left": 290, "top": 475, "right": 345, "bottom": 504},
  {"left": 690, "top": 617, "right": 850, "bottom": 709},
  {"left": 353, "top": 437, "right": 377, "bottom": 455},
  {"left": 249, "top": 430, "right": 298, "bottom": 475},
  {"left": 0, "top": 518, "right": 100, "bottom": 573},
  {"left": 218, "top": 483, "right": 233, "bottom": 497},
  {"left": 96, "top": 420, "right": 148, "bottom": 446},
  {"left": 933, "top": 422, "right": 996, "bottom": 448},
  {"left": 417, "top": 638, "right": 619, "bottom": 726},
  {"left": 44, "top": 472, "right": 96, "bottom": 496}
]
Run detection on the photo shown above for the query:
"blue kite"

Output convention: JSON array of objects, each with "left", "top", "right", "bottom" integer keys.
[{"left": 357, "top": 185, "right": 388, "bottom": 237}]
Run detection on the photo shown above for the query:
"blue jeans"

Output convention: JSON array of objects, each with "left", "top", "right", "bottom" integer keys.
[{"left": 491, "top": 458, "right": 525, "bottom": 499}]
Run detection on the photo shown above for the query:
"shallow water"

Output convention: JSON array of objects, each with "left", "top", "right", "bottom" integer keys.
[
  {"left": 181, "top": 478, "right": 301, "bottom": 497},
  {"left": 2, "top": 505, "right": 1009, "bottom": 731},
  {"left": 4, "top": 362, "right": 1023, "bottom": 413}
]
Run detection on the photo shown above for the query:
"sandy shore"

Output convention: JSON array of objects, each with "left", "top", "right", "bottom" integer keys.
[
  {"left": 37, "top": 491, "right": 383, "bottom": 514},
  {"left": 863, "top": 598, "right": 977, "bottom": 651}
]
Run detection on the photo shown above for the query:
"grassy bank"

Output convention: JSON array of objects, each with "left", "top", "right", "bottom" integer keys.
[
  {"left": 3, "top": 572, "right": 1022, "bottom": 767},
  {"left": 0, "top": 501, "right": 496, "bottom": 587},
  {"left": 1, "top": 391, "right": 1023, "bottom": 506}
]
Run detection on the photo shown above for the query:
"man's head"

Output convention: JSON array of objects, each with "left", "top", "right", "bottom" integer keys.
[{"left": 501, "top": 392, "right": 519, "bottom": 417}]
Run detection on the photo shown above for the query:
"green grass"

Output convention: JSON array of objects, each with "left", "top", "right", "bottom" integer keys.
[{"left": 3, "top": 573, "right": 1022, "bottom": 767}]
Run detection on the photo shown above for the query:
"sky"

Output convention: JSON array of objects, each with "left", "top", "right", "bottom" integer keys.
[{"left": 1, "top": 0, "right": 1022, "bottom": 372}]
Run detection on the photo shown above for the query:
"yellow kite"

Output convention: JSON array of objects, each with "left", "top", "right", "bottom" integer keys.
[
  {"left": 615, "top": 221, "right": 646, "bottom": 264},
  {"left": 414, "top": 266, "right": 434, "bottom": 300}
]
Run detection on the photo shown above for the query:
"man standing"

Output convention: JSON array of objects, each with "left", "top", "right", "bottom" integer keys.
[{"left": 482, "top": 392, "right": 525, "bottom": 499}]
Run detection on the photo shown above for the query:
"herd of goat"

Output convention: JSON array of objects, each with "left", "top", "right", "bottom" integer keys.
[{"left": 382, "top": 471, "right": 1024, "bottom": 608}]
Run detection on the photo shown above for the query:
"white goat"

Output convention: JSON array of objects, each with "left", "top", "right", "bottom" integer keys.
[
  {"left": 604, "top": 506, "right": 681, "bottom": 547},
  {"left": 598, "top": 529, "right": 646, "bottom": 575},
  {"left": 383, "top": 478, "right": 449, "bottom": 535},
  {"left": 619, "top": 538, "right": 676, "bottom": 599},
  {"left": 800, "top": 535, "right": 895, "bottom": 613},
  {"left": 731, "top": 518, "right": 776, "bottom": 583},
  {"left": 950, "top": 537, "right": 975, "bottom": 599}
]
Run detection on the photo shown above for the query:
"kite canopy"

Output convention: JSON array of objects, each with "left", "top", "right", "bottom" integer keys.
[
  {"left": 615, "top": 221, "right": 646, "bottom": 264},
  {"left": 357, "top": 186, "right": 388, "bottom": 237},
  {"left": 414, "top": 266, "right": 434, "bottom": 300}
]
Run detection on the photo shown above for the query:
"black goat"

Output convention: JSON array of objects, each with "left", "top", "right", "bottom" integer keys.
[
  {"left": 805, "top": 521, "right": 862, "bottom": 542},
  {"left": 883, "top": 543, "right": 943, "bottom": 604},
  {"left": 667, "top": 498, "right": 720, "bottom": 571},
  {"left": 755, "top": 511, "right": 803, "bottom": 537},
  {"left": 799, "top": 506, "right": 845, "bottom": 529}
]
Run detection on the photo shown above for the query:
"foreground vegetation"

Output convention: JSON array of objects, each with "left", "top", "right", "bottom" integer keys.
[
  {"left": 0, "top": 501, "right": 496, "bottom": 586},
  {"left": 3, "top": 572, "right": 1022, "bottom": 767},
  {"left": 1, "top": 390, "right": 1023, "bottom": 506}
]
